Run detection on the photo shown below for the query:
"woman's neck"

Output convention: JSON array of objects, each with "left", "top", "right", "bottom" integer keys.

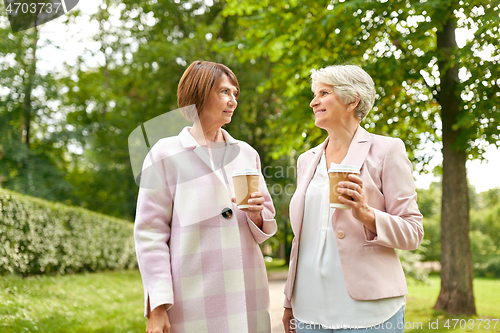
[
  {"left": 190, "top": 122, "right": 225, "bottom": 146},
  {"left": 325, "top": 121, "right": 359, "bottom": 153}
]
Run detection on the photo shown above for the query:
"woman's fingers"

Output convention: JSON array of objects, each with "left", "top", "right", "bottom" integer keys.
[
  {"left": 248, "top": 197, "right": 265, "bottom": 204},
  {"left": 338, "top": 194, "right": 355, "bottom": 209},
  {"left": 338, "top": 175, "right": 364, "bottom": 204},
  {"left": 338, "top": 183, "right": 364, "bottom": 209},
  {"left": 338, "top": 181, "right": 362, "bottom": 193},
  {"left": 248, "top": 191, "right": 265, "bottom": 210},
  {"left": 146, "top": 306, "right": 171, "bottom": 333},
  {"left": 283, "top": 308, "right": 296, "bottom": 333},
  {"left": 247, "top": 204, "right": 264, "bottom": 212},
  {"left": 348, "top": 173, "right": 363, "bottom": 187},
  {"left": 250, "top": 191, "right": 264, "bottom": 199},
  {"left": 338, "top": 187, "right": 362, "bottom": 201}
]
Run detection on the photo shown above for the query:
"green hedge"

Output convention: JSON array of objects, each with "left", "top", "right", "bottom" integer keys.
[{"left": 0, "top": 188, "right": 137, "bottom": 276}]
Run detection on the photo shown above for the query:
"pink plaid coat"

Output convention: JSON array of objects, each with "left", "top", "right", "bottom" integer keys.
[{"left": 134, "top": 127, "right": 277, "bottom": 333}]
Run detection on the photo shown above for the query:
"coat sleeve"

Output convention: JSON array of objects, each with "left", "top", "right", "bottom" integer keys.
[
  {"left": 363, "top": 138, "right": 424, "bottom": 251},
  {"left": 134, "top": 152, "right": 174, "bottom": 318},
  {"left": 246, "top": 149, "right": 277, "bottom": 243}
]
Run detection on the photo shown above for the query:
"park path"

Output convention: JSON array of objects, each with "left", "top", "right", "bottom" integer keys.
[{"left": 268, "top": 272, "right": 288, "bottom": 333}]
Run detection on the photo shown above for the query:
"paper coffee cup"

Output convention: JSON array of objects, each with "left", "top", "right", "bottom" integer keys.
[
  {"left": 232, "top": 169, "right": 260, "bottom": 209},
  {"left": 328, "top": 164, "right": 360, "bottom": 209}
]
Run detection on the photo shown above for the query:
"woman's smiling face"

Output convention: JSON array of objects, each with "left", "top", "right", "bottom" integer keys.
[{"left": 310, "top": 82, "right": 349, "bottom": 130}]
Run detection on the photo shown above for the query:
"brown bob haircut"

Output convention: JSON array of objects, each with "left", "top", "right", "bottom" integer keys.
[{"left": 177, "top": 60, "right": 240, "bottom": 122}]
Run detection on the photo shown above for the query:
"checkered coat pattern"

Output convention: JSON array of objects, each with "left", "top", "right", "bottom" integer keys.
[{"left": 134, "top": 127, "right": 277, "bottom": 333}]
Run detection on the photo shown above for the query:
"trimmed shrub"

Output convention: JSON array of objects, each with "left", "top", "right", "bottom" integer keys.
[{"left": 0, "top": 188, "right": 137, "bottom": 276}]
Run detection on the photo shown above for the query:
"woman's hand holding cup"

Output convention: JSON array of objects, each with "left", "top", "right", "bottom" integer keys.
[
  {"left": 232, "top": 168, "right": 264, "bottom": 228},
  {"left": 337, "top": 174, "right": 376, "bottom": 233},
  {"left": 231, "top": 191, "right": 264, "bottom": 228},
  {"left": 246, "top": 191, "right": 265, "bottom": 219},
  {"left": 241, "top": 191, "right": 265, "bottom": 229}
]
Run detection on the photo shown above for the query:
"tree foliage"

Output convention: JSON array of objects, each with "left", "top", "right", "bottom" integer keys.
[
  {"left": 222, "top": 0, "right": 500, "bottom": 315},
  {"left": 0, "top": 12, "right": 75, "bottom": 203},
  {"left": 56, "top": 0, "right": 290, "bottom": 224},
  {"left": 222, "top": 0, "right": 499, "bottom": 161}
]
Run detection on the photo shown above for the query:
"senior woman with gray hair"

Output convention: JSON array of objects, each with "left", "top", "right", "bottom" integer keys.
[{"left": 282, "top": 65, "right": 424, "bottom": 333}]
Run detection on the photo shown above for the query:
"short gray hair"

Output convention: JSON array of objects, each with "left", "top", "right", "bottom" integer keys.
[{"left": 310, "top": 65, "right": 375, "bottom": 120}]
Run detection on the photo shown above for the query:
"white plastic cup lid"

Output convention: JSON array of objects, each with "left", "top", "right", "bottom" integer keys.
[
  {"left": 328, "top": 163, "right": 359, "bottom": 174},
  {"left": 232, "top": 168, "right": 260, "bottom": 177}
]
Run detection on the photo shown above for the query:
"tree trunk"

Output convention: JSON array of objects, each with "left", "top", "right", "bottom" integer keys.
[
  {"left": 22, "top": 26, "right": 38, "bottom": 150},
  {"left": 434, "top": 17, "right": 476, "bottom": 316},
  {"left": 20, "top": 27, "right": 38, "bottom": 194}
]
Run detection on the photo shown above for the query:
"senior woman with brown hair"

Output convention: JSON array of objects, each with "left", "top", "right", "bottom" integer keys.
[
  {"left": 282, "top": 65, "right": 424, "bottom": 333},
  {"left": 134, "top": 60, "right": 277, "bottom": 333}
]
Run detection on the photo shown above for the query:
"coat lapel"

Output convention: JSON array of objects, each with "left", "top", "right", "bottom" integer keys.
[
  {"left": 299, "top": 125, "right": 372, "bottom": 191},
  {"left": 341, "top": 125, "right": 372, "bottom": 171},
  {"left": 299, "top": 138, "right": 329, "bottom": 194},
  {"left": 331, "top": 125, "right": 372, "bottom": 221},
  {"left": 291, "top": 138, "right": 328, "bottom": 236},
  {"left": 179, "top": 127, "right": 239, "bottom": 194}
]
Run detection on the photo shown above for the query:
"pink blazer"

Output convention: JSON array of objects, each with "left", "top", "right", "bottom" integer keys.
[{"left": 284, "top": 126, "right": 424, "bottom": 308}]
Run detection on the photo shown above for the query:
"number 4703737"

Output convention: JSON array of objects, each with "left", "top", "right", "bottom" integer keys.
[
  {"left": 5, "top": 2, "right": 62, "bottom": 14},
  {"left": 444, "top": 318, "right": 499, "bottom": 330}
]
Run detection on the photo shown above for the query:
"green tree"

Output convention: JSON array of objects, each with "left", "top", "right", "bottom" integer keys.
[
  {"left": 59, "top": 0, "right": 290, "bottom": 224},
  {"left": 478, "top": 187, "right": 500, "bottom": 208},
  {"left": 0, "top": 11, "right": 74, "bottom": 203},
  {"left": 417, "top": 181, "right": 442, "bottom": 218},
  {"left": 223, "top": 0, "right": 500, "bottom": 315},
  {"left": 58, "top": 0, "right": 201, "bottom": 219}
]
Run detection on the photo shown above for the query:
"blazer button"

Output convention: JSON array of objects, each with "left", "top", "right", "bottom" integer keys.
[
  {"left": 337, "top": 230, "right": 345, "bottom": 239},
  {"left": 221, "top": 207, "right": 233, "bottom": 219}
]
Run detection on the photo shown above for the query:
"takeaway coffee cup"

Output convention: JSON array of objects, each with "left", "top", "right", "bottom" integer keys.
[
  {"left": 328, "top": 164, "right": 360, "bottom": 209},
  {"left": 232, "top": 169, "right": 260, "bottom": 209}
]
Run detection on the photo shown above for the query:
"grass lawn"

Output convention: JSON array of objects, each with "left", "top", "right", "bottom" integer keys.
[
  {"left": 265, "top": 258, "right": 288, "bottom": 273},
  {"left": 405, "top": 274, "right": 500, "bottom": 332},
  {"left": 1, "top": 270, "right": 499, "bottom": 332},
  {"left": 0, "top": 270, "right": 145, "bottom": 333}
]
